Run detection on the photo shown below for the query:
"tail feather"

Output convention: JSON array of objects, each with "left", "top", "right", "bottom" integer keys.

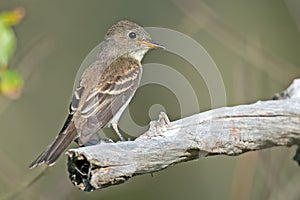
[{"left": 29, "top": 115, "right": 77, "bottom": 169}]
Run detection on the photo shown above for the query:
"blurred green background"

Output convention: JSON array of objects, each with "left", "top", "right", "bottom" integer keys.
[{"left": 1, "top": 0, "right": 300, "bottom": 199}]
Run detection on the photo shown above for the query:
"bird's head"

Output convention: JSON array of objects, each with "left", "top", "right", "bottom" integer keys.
[{"left": 104, "top": 20, "right": 164, "bottom": 61}]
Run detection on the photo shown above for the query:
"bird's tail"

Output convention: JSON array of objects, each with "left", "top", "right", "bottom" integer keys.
[{"left": 29, "top": 114, "right": 77, "bottom": 169}]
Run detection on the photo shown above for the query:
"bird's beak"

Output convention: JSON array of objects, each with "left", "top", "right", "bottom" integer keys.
[{"left": 138, "top": 40, "right": 165, "bottom": 49}]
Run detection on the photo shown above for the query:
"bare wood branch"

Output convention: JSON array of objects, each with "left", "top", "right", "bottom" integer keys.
[{"left": 67, "top": 79, "right": 300, "bottom": 192}]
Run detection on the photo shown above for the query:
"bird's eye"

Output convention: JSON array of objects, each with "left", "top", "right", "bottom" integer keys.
[{"left": 128, "top": 32, "right": 136, "bottom": 39}]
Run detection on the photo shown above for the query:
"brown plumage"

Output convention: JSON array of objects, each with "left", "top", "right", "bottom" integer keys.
[{"left": 29, "top": 20, "right": 164, "bottom": 169}]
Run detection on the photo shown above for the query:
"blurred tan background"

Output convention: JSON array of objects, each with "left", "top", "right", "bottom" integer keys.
[{"left": 1, "top": 0, "right": 300, "bottom": 199}]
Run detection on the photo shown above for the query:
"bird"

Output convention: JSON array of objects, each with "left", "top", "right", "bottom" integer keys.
[{"left": 29, "top": 20, "right": 164, "bottom": 169}]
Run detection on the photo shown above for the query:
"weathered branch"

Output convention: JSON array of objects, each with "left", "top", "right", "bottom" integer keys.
[{"left": 67, "top": 79, "right": 300, "bottom": 192}]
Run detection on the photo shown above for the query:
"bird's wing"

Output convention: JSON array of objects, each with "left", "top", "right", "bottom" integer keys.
[{"left": 71, "top": 57, "right": 142, "bottom": 144}]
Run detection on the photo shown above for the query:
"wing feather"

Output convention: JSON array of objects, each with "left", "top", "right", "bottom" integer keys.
[{"left": 71, "top": 57, "right": 142, "bottom": 144}]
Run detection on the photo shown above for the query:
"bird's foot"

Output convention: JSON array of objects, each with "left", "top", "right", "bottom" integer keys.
[
  {"left": 111, "top": 122, "right": 126, "bottom": 141},
  {"left": 103, "top": 138, "right": 114, "bottom": 143}
]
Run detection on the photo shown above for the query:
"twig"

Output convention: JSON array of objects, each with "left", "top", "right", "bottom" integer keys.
[{"left": 67, "top": 79, "right": 300, "bottom": 192}]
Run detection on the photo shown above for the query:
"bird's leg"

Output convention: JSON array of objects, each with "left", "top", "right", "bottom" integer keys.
[
  {"left": 112, "top": 122, "right": 125, "bottom": 141},
  {"left": 103, "top": 138, "right": 114, "bottom": 143}
]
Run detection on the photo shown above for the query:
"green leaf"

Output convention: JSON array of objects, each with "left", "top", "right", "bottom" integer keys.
[{"left": 0, "top": 68, "right": 23, "bottom": 99}]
